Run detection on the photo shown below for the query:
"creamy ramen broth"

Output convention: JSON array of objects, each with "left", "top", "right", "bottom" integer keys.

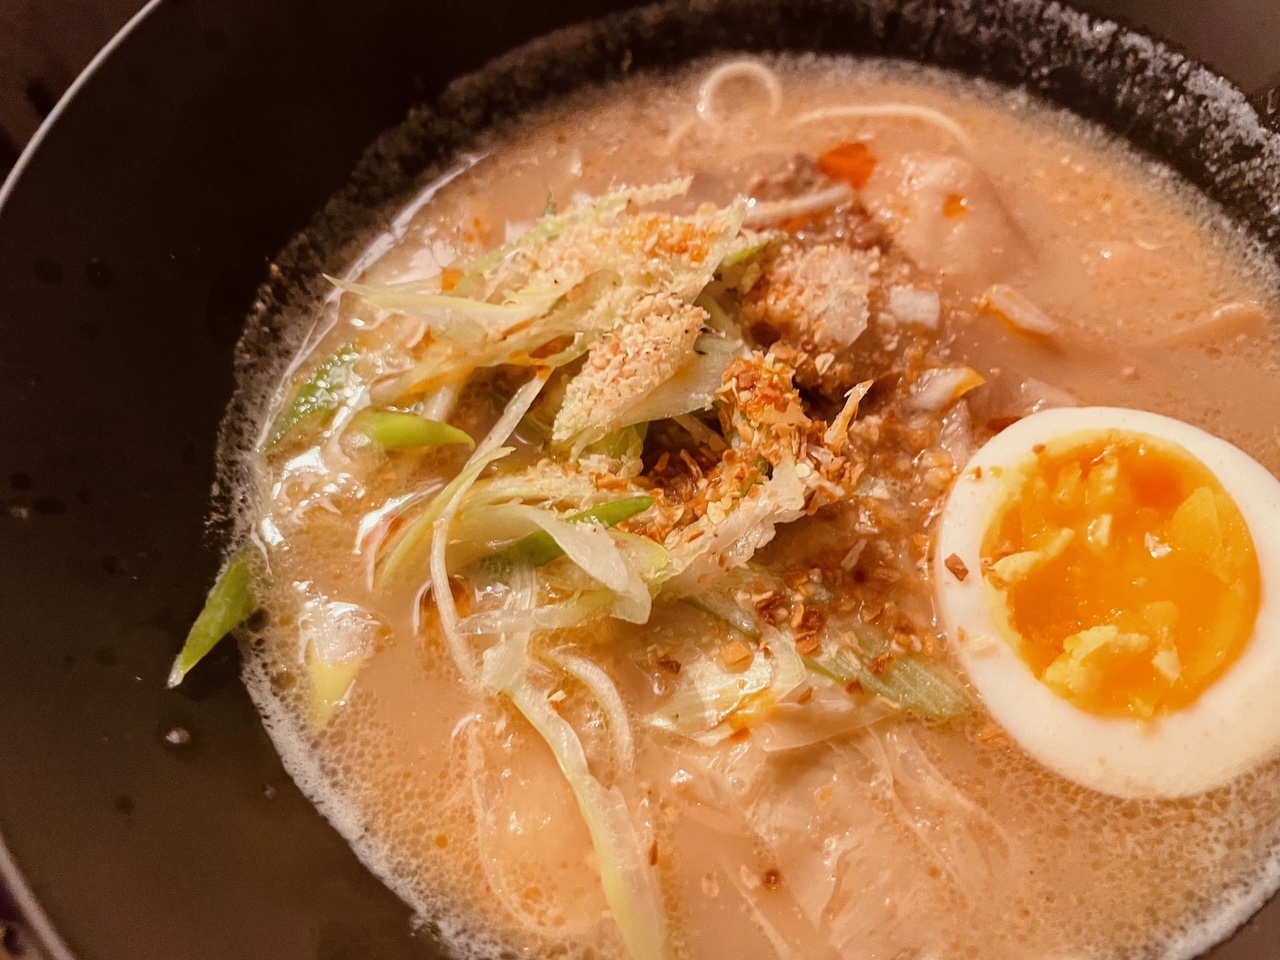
[{"left": 224, "top": 57, "right": 1280, "bottom": 960}]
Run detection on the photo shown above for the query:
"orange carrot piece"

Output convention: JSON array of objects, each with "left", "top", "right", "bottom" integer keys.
[
  {"left": 816, "top": 142, "right": 878, "bottom": 190},
  {"left": 943, "top": 193, "right": 968, "bottom": 218},
  {"left": 439, "top": 266, "right": 464, "bottom": 292}
]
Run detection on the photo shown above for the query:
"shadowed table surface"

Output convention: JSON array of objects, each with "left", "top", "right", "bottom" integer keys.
[
  {"left": 0, "top": 0, "right": 146, "bottom": 178},
  {"left": 1, "top": 6, "right": 148, "bottom": 954}
]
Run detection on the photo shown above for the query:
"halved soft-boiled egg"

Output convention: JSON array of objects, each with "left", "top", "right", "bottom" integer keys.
[{"left": 934, "top": 406, "right": 1280, "bottom": 799}]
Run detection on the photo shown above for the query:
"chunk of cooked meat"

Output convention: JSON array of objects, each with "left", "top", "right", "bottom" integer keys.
[
  {"left": 741, "top": 242, "right": 880, "bottom": 395},
  {"left": 745, "top": 153, "right": 829, "bottom": 203}
]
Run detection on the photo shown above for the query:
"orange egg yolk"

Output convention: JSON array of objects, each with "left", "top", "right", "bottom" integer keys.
[{"left": 980, "top": 430, "right": 1261, "bottom": 718}]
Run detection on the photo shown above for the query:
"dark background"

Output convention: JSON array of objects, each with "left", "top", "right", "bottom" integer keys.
[
  {"left": 0, "top": 0, "right": 147, "bottom": 179},
  {"left": 5, "top": 0, "right": 1280, "bottom": 182},
  {"left": 4, "top": 8, "right": 149, "bottom": 955}
]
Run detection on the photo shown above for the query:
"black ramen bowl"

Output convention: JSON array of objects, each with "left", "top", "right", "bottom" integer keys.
[{"left": 1, "top": 1, "right": 1279, "bottom": 958}]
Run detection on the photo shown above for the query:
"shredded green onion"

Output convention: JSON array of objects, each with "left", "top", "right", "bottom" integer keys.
[
  {"left": 496, "top": 496, "right": 655, "bottom": 569},
  {"left": 684, "top": 591, "right": 761, "bottom": 639},
  {"left": 807, "top": 624, "right": 968, "bottom": 721},
  {"left": 167, "top": 549, "right": 260, "bottom": 687},
  {"left": 378, "top": 447, "right": 514, "bottom": 583},
  {"left": 267, "top": 342, "right": 361, "bottom": 447},
  {"left": 585, "top": 422, "right": 648, "bottom": 460},
  {"left": 353, "top": 410, "right": 474, "bottom": 450},
  {"left": 717, "top": 240, "right": 771, "bottom": 272},
  {"left": 329, "top": 276, "right": 562, "bottom": 346}
]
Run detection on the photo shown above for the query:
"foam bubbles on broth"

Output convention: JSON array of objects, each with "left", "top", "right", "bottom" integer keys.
[{"left": 233, "top": 56, "right": 1280, "bottom": 960}]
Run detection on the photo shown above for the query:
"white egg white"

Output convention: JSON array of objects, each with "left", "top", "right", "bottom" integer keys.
[{"left": 934, "top": 406, "right": 1280, "bottom": 799}]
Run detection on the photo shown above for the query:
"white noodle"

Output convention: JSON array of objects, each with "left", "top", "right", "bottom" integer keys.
[
  {"left": 793, "top": 103, "right": 976, "bottom": 155},
  {"left": 1154, "top": 299, "right": 1269, "bottom": 347},
  {"left": 548, "top": 649, "right": 637, "bottom": 772},
  {"left": 696, "top": 59, "right": 784, "bottom": 124},
  {"left": 744, "top": 182, "right": 855, "bottom": 227},
  {"left": 663, "top": 115, "right": 700, "bottom": 152}
]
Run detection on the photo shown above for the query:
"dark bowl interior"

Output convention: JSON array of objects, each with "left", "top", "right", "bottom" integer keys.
[{"left": 2, "top": 1, "right": 1279, "bottom": 959}]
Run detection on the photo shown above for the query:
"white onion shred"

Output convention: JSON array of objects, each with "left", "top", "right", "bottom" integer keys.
[
  {"left": 824, "top": 379, "right": 874, "bottom": 447},
  {"left": 355, "top": 489, "right": 432, "bottom": 589},
  {"left": 459, "top": 593, "right": 614, "bottom": 636},
  {"left": 481, "top": 503, "right": 652, "bottom": 623},
  {"left": 419, "top": 382, "right": 460, "bottom": 423},
  {"left": 937, "top": 404, "right": 977, "bottom": 472},
  {"left": 978, "top": 284, "right": 1058, "bottom": 337},
  {"left": 426, "top": 450, "right": 512, "bottom": 684},
  {"left": 1018, "top": 377, "right": 1079, "bottom": 413},
  {"left": 907, "top": 367, "right": 985, "bottom": 412},
  {"left": 505, "top": 680, "right": 667, "bottom": 960},
  {"left": 426, "top": 373, "right": 548, "bottom": 686}
]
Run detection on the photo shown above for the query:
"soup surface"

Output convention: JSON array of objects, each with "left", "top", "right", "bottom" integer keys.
[{"left": 218, "top": 57, "right": 1280, "bottom": 960}]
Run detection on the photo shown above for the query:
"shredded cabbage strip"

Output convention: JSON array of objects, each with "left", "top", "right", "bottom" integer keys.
[{"left": 378, "top": 374, "right": 548, "bottom": 583}]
